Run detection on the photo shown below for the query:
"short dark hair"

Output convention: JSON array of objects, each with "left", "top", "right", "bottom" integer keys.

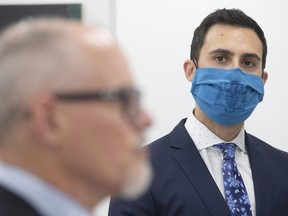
[{"left": 190, "top": 8, "right": 267, "bottom": 70}]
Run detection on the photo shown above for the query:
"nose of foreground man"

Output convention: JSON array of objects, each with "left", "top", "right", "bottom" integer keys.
[{"left": 136, "top": 109, "right": 152, "bottom": 130}]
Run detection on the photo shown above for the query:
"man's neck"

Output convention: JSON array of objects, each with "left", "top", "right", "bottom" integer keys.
[{"left": 194, "top": 107, "right": 243, "bottom": 142}]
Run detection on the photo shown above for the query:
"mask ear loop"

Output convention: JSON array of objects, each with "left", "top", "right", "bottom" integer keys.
[{"left": 191, "top": 59, "right": 199, "bottom": 69}]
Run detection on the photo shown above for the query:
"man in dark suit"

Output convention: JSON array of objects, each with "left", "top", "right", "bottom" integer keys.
[
  {"left": 109, "top": 8, "right": 288, "bottom": 216},
  {"left": 0, "top": 18, "right": 152, "bottom": 216}
]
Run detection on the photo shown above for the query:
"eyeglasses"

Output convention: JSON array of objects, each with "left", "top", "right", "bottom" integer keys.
[{"left": 55, "top": 87, "right": 141, "bottom": 124}]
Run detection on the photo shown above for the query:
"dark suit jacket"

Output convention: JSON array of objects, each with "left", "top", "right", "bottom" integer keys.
[
  {"left": 109, "top": 119, "right": 288, "bottom": 216},
  {"left": 0, "top": 185, "right": 42, "bottom": 216}
]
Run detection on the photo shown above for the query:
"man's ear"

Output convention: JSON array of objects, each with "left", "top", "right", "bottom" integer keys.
[
  {"left": 26, "top": 92, "right": 60, "bottom": 147},
  {"left": 183, "top": 59, "right": 197, "bottom": 82},
  {"left": 262, "top": 70, "right": 268, "bottom": 85}
]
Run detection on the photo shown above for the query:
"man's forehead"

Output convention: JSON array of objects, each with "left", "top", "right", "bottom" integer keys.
[
  {"left": 202, "top": 24, "right": 263, "bottom": 54},
  {"left": 204, "top": 24, "right": 260, "bottom": 43}
]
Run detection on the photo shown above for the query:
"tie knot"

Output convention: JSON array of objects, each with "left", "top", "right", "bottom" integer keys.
[{"left": 213, "top": 143, "right": 236, "bottom": 160}]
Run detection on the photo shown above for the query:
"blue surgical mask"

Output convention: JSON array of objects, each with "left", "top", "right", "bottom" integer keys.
[{"left": 191, "top": 67, "right": 264, "bottom": 126}]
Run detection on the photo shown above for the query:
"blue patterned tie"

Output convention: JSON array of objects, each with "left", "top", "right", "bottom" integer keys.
[{"left": 214, "top": 143, "right": 252, "bottom": 216}]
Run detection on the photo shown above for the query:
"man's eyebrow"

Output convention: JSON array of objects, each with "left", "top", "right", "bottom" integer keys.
[
  {"left": 241, "top": 53, "right": 261, "bottom": 61},
  {"left": 209, "top": 49, "right": 234, "bottom": 56}
]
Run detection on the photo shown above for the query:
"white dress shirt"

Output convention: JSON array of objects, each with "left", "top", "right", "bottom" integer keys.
[
  {"left": 0, "top": 162, "right": 92, "bottom": 216},
  {"left": 184, "top": 112, "right": 256, "bottom": 216}
]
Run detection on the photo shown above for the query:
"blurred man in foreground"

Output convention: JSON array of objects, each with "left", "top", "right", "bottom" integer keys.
[{"left": 0, "top": 18, "right": 152, "bottom": 216}]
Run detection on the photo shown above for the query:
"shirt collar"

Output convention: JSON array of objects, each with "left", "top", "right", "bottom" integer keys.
[
  {"left": 184, "top": 111, "right": 246, "bottom": 153},
  {"left": 0, "top": 162, "right": 92, "bottom": 216}
]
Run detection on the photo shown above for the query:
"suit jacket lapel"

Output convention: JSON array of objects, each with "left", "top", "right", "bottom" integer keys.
[
  {"left": 246, "top": 133, "right": 273, "bottom": 216},
  {"left": 170, "top": 119, "right": 230, "bottom": 216},
  {"left": 0, "top": 185, "right": 42, "bottom": 216}
]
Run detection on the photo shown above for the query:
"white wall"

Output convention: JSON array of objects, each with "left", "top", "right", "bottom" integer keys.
[{"left": 115, "top": 0, "right": 288, "bottom": 153}]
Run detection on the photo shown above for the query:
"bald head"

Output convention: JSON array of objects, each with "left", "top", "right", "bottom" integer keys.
[{"left": 0, "top": 18, "right": 132, "bottom": 138}]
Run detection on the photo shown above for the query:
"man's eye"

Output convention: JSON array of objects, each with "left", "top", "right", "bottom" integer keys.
[
  {"left": 243, "top": 60, "right": 255, "bottom": 67},
  {"left": 215, "top": 56, "right": 227, "bottom": 62}
]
